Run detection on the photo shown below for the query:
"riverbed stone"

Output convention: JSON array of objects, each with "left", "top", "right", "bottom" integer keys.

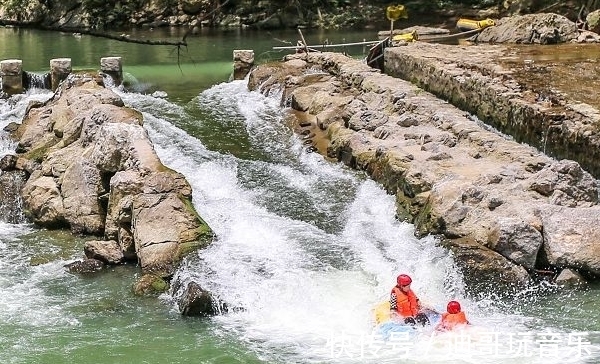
[
  {"left": 65, "top": 258, "right": 105, "bottom": 274},
  {"left": 84, "top": 239, "right": 124, "bottom": 264},
  {"left": 177, "top": 281, "right": 219, "bottom": 316}
]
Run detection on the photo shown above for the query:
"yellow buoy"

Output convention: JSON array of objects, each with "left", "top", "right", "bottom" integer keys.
[{"left": 386, "top": 5, "right": 408, "bottom": 21}]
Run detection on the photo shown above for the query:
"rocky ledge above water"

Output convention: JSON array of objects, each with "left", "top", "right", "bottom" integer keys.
[
  {"left": 247, "top": 48, "right": 600, "bottom": 291},
  {"left": 0, "top": 74, "right": 214, "bottom": 292}
]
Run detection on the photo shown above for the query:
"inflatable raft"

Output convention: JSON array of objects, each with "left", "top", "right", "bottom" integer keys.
[{"left": 373, "top": 301, "right": 441, "bottom": 339}]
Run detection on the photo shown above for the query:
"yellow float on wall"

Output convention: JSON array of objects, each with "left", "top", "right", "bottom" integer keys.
[
  {"left": 456, "top": 18, "right": 496, "bottom": 31},
  {"left": 392, "top": 30, "right": 418, "bottom": 42}
]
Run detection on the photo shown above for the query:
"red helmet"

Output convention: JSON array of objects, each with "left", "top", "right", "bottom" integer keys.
[
  {"left": 447, "top": 301, "right": 461, "bottom": 314},
  {"left": 397, "top": 274, "right": 412, "bottom": 286}
]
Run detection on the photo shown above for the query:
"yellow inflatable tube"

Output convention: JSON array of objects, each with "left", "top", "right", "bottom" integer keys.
[
  {"left": 392, "top": 30, "right": 418, "bottom": 43},
  {"left": 373, "top": 301, "right": 391, "bottom": 325}
]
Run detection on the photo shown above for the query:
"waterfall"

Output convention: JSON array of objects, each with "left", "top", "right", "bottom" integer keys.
[
  {"left": 22, "top": 72, "right": 51, "bottom": 90},
  {"left": 0, "top": 90, "right": 51, "bottom": 223},
  {"left": 0, "top": 170, "right": 27, "bottom": 224}
]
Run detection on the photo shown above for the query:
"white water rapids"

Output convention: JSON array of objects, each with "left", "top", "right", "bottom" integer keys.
[
  {"left": 119, "top": 80, "right": 599, "bottom": 364},
  {"left": 0, "top": 80, "right": 597, "bottom": 363}
]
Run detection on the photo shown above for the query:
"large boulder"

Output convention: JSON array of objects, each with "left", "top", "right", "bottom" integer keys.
[
  {"left": 475, "top": 13, "right": 579, "bottom": 44},
  {"left": 541, "top": 206, "right": 600, "bottom": 275},
  {"left": 11, "top": 74, "right": 213, "bottom": 280}
]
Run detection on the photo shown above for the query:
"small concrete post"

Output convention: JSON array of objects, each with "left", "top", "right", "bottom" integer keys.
[
  {"left": 233, "top": 50, "right": 254, "bottom": 80},
  {"left": 0, "top": 59, "right": 23, "bottom": 95},
  {"left": 100, "top": 56, "right": 123, "bottom": 86},
  {"left": 50, "top": 58, "right": 72, "bottom": 91}
]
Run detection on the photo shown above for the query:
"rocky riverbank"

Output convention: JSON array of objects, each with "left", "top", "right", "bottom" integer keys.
[
  {"left": 247, "top": 47, "right": 600, "bottom": 291},
  {"left": 0, "top": 1, "right": 591, "bottom": 32}
]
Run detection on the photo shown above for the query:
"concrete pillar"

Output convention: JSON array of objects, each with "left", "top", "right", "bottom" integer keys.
[
  {"left": 0, "top": 59, "right": 23, "bottom": 95},
  {"left": 50, "top": 58, "right": 72, "bottom": 91},
  {"left": 100, "top": 56, "right": 123, "bottom": 86},
  {"left": 233, "top": 50, "right": 254, "bottom": 80}
]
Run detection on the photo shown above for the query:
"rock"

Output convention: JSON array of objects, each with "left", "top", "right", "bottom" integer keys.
[
  {"left": 84, "top": 240, "right": 124, "bottom": 264},
  {"left": 3, "top": 122, "right": 20, "bottom": 133},
  {"left": 487, "top": 217, "right": 543, "bottom": 269},
  {"left": 132, "top": 192, "right": 211, "bottom": 277},
  {"left": 587, "top": 9, "right": 600, "bottom": 34},
  {"left": 475, "top": 13, "right": 579, "bottom": 44},
  {"left": 527, "top": 160, "right": 598, "bottom": 207},
  {"left": 11, "top": 74, "right": 213, "bottom": 279},
  {"left": 555, "top": 268, "right": 587, "bottom": 289},
  {"left": 541, "top": 206, "right": 600, "bottom": 275},
  {"left": 64, "top": 259, "right": 105, "bottom": 274},
  {"left": 61, "top": 157, "right": 105, "bottom": 234},
  {"left": 21, "top": 172, "right": 67, "bottom": 227},
  {"left": 181, "top": 0, "right": 208, "bottom": 15},
  {"left": 247, "top": 49, "right": 600, "bottom": 287},
  {"left": 347, "top": 110, "right": 389, "bottom": 131},
  {"left": 132, "top": 274, "right": 169, "bottom": 296},
  {"left": 177, "top": 281, "right": 219, "bottom": 316},
  {"left": 446, "top": 238, "right": 531, "bottom": 291},
  {"left": 0, "top": 154, "right": 17, "bottom": 171}
]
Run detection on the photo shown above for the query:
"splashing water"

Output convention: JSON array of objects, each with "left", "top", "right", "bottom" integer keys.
[
  {"left": 0, "top": 75, "right": 597, "bottom": 363},
  {"left": 118, "top": 81, "right": 600, "bottom": 364}
]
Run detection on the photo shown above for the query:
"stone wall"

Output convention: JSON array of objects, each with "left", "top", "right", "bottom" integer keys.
[{"left": 385, "top": 41, "right": 600, "bottom": 178}]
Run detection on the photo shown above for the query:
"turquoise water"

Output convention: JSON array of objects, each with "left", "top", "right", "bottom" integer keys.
[{"left": 1, "top": 26, "right": 600, "bottom": 363}]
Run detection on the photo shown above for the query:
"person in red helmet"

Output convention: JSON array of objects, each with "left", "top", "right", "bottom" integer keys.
[
  {"left": 436, "top": 300, "right": 470, "bottom": 331},
  {"left": 390, "top": 274, "right": 429, "bottom": 326}
]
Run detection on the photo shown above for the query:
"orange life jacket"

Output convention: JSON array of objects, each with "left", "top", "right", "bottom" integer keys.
[
  {"left": 391, "top": 286, "right": 419, "bottom": 317},
  {"left": 440, "top": 311, "right": 468, "bottom": 330}
]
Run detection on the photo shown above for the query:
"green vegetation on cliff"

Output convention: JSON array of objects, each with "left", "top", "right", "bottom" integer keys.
[{"left": 0, "top": 0, "right": 592, "bottom": 30}]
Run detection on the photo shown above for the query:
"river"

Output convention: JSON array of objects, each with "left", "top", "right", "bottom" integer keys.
[{"left": 0, "top": 26, "right": 599, "bottom": 364}]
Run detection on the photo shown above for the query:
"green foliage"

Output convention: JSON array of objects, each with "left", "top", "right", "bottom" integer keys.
[
  {"left": 80, "top": 0, "right": 148, "bottom": 29},
  {"left": 316, "top": 3, "right": 384, "bottom": 29},
  {"left": 3, "top": 0, "right": 30, "bottom": 20}
]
